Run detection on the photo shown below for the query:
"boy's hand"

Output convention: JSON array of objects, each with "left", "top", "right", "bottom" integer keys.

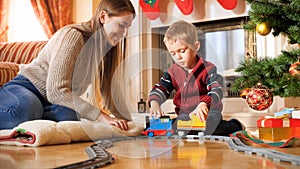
[
  {"left": 149, "top": 101, "right": 164, "bottom": 118},
  {"left": 189, "top": 102, "right": 208, "bottom": 122}
]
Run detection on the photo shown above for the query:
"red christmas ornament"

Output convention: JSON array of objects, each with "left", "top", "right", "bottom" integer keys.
[
  {"left": 245, "top": 83, "right": 273, "bottom": 111},
  {"left": 175, "top": 0, "right": 193, "bottom": 15},
  {"left": 217, "top": 0, "right": 237, "bottom": 10},
  {"left": 289, "top": 58, "right": 300, "bottom": 77},
  {"left": 140, "top": 0, "right": 160, "bottom": 20}
]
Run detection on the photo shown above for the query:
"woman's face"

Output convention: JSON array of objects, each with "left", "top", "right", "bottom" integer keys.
[{"left": 100, "top": 11, "right": 134, "bottom": 46}]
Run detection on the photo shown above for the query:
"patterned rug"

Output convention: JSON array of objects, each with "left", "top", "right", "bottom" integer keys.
[{"left": 230, "top": 130, "right": 300, "bottom": 148}]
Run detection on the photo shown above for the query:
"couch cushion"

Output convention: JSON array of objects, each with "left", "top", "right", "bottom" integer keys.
[
  {"left": 0, "top": 62, "right": 19, "bottom": 86},
  {"left": 0, "top": 41, "right": 47, "bottom": 64}
]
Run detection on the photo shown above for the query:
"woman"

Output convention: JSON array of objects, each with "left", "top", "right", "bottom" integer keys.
[{"left": 0, "top": 0, "right": 136, "bottom": 130}]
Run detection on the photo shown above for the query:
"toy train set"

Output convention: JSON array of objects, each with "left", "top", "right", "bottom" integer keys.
[
  {"left": 55, "top": 115, "right": 300, "bottom": 168},
  {"left": 55, "top": 135, "right": 300, "bottom": 168},
  {"left": 142, "top": 115, "right": 206, "bottom": 137}
]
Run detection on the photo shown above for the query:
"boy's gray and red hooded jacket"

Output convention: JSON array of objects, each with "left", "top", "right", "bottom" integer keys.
[{"left": 149, "top": 56, "right": 224, "bottom": 115}]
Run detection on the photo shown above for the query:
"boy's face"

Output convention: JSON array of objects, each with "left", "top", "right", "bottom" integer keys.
[{"left": 165, "top": 39, "right": 200, "bottom": 70}]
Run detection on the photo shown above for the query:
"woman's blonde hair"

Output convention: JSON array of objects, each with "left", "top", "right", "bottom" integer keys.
[{"left": 74, "top": 0, "right": 135, "bottom": 120}]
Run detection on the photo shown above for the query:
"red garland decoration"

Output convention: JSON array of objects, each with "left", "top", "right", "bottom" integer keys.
[{"left": 140, "top": 0, "right": 238, "bottom": 20}]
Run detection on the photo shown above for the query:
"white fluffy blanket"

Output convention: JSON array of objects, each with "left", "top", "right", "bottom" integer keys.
[{"left": 0, "top": 119, "right": 144, "bottom": 147}]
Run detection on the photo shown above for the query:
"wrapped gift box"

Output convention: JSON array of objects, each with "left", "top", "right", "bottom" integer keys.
[{"left": 257, "top": 118, "right": 300, "bottom": 141}]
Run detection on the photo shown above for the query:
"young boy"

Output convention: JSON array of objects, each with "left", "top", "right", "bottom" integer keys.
[{"left": 148, "top": 20, "right": 244, "bottom": 136}]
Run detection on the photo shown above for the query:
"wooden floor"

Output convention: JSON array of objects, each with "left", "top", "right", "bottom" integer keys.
[{"left": 0, "top": 137, "right": 299, "bottom": 169}]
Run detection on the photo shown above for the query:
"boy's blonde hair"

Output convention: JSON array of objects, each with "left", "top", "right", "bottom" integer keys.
[{"left": 164, "top": 20, "right": 198, "bottom": 48}]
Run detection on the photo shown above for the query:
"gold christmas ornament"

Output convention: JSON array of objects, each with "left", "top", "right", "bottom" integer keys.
[{"left": 256, "top": 22, "right": 272, "bottom": 36}]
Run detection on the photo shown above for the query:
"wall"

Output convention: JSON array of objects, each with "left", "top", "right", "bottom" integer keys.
[{"left": 71, "top": 0, "right": 101, "bottom": 23}]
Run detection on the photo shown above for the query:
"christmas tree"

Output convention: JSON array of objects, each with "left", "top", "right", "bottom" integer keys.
[
  {"left": 243, "top": 0, "right": 300, "bottom": 44},
  {"left": 232, "top": 0, "right": 300, "bottom": 97}
]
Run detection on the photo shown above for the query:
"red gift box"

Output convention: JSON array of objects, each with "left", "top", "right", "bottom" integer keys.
[{"left": 257, "top": 118, "right": 300, "bottom": 141}]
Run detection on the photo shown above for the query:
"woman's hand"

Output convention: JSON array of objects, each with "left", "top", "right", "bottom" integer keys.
[
  {"left": 189, "top": 102, "right": 208, "bottom": 122},
  {"left": 97, "top": 112, "right": 129, "bottom": 130},
  {"left": 149, "top": 101, "right": 164, "bottom": 118}
]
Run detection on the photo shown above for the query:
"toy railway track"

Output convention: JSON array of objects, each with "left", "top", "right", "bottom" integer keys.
[
  {"left": 54, "top": 140, "right": 114, "bottom": 169},
  {"left": 54, "top": 135, "right": 300, "bottom": 169},
  {"left": 223, "top": 136, "right": 300, "bottom": 165}
]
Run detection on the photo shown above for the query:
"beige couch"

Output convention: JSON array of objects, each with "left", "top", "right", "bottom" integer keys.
[{"left": 0, "top": 41, "right": 47, "bottom": 86}]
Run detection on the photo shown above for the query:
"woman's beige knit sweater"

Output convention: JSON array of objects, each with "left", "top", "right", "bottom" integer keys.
[{"left": 19, "top": 25, "right": 100, "bottom": 121}]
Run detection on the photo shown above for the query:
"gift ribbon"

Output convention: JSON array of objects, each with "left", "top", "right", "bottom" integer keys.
[
  {"left": 282, "top": 118, "right": 290, "bottom": 127},
  {"left": 261, "top": 119, "right": 266, "bottom": 127}
]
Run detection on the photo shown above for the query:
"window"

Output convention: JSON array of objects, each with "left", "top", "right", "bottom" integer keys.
[
  {"left": 200, "top": 29, "right": 245, "bottom": 73},
  {"left": 8, "top": 0, "right": 48, "bottom": 42}
]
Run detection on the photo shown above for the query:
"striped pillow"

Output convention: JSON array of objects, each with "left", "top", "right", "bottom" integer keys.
[
  {"left": 0, "top": 41, "right": 47, "bottom": 64},
  {"left": 0, "top": 62, "right": 19, "bottom": 86},
  {"left": 0, "top": 41, "right": 47, "bottom": 86}
]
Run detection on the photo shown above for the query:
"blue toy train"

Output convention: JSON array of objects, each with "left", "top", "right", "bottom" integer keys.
[{"left": 142, "top": 116, "right": 174, "bottom": 137}]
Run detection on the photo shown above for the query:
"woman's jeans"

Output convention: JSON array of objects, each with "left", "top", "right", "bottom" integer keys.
[{"left": 0, "top": 75, "right": 79, "bottom": 130}]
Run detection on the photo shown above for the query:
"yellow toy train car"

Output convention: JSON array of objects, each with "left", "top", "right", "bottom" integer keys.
[{"left": 176, "top": 115, "right": 206, "bottom": 135}]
